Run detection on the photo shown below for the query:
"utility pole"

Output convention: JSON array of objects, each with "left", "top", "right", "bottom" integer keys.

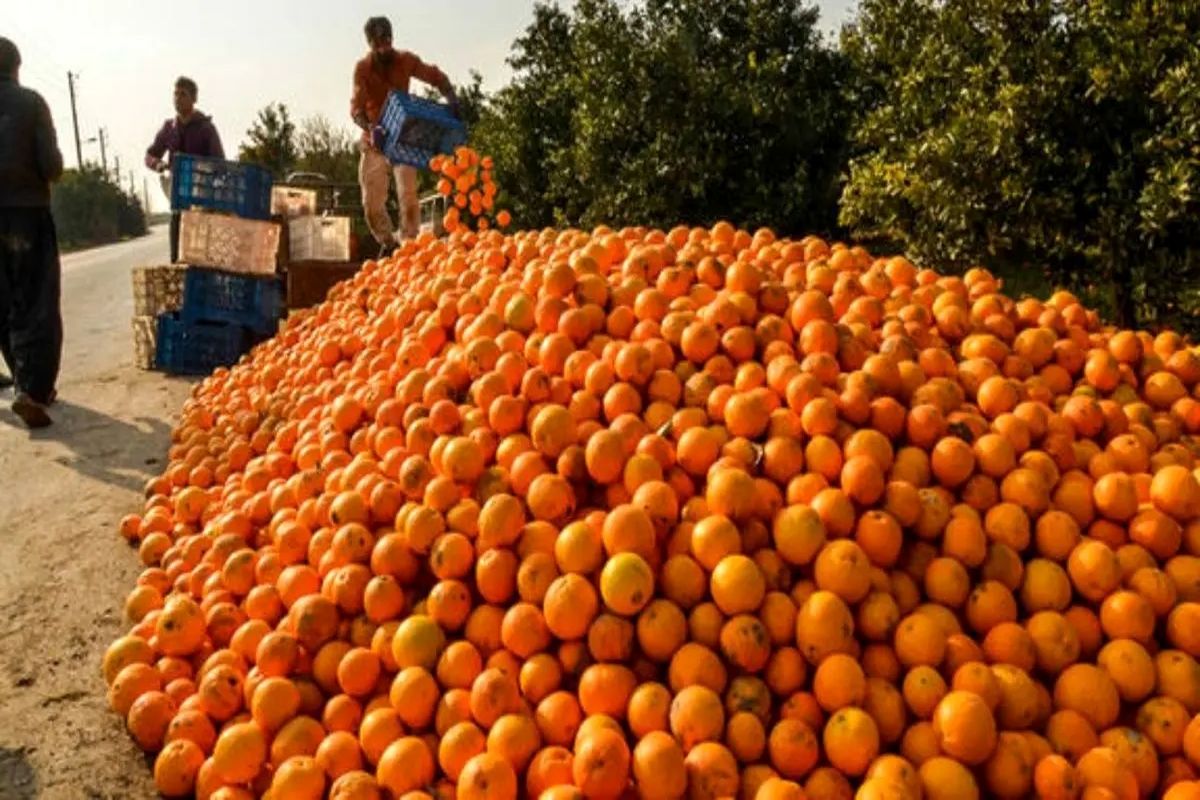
[
  {"left": 67, "top": 71, "right": 83, "bottom": 169},
  {"left": 129, "top": 170, "right": 136, "bottom": 195},
  {"left": 143, "top": 177, "right": 150, "bottom": 213},
  {"left": 113, "top": 153, "right": 120, "bottom": 185},
  {"left": 98, "top": 127, "right": 108, "bottom": 176}
]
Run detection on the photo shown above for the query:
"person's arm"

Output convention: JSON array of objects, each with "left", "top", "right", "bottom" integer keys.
[
  {"left": 145, "top": 121, "right": 169, "bottom": 171},
  {"left": 207, "top": 122, "right": 225, "bottom": 160},
  {"left": 33, "top": 93, "right": 63, "bottom": 183},
  {"left": 410, "top": 55, "right": 458, "bottom": 112},
  {"left": 350, "top": 60, "right": 370, "bottom": 132}
]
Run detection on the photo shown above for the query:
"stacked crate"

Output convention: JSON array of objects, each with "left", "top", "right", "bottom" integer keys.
[
  {"left": 131, "top": 265, "right": 187, "bottom": 369},
  {"left": 160, "top": 155, "right": 283, "bottom": 375},
  {"left": 271, "top": 183, "right": 360, "bottom": 311}
]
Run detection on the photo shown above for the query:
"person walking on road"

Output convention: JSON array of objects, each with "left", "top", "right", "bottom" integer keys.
[
  {"left": 351, "top": 16, "right": 458, "bottom": 257},
  {"left": 0, "top": 37, "right": 64, "bottom": 429},
  {"left": 144, "top": 76, "right": 224, "bottom": 263}
]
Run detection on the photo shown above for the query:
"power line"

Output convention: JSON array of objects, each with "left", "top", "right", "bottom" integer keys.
[
  {"left": 15, "top": 62, "right": 72, "bottom": 118},
  {"left": 18, "top": 61, "right": 69, "bottom": 96},
  {"left": 5, "top": 14, "right": 74, "bottom": 79}
]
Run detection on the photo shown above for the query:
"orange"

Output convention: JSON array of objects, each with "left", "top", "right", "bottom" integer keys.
[
  {"left": 103, "top": 214, "right": 1200, "bottom": 800},
  {"left": 932, "top": 690, "right": 997, "bottom": 765}
]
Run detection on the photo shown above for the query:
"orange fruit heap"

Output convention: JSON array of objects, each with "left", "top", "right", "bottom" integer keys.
[
  {"left": 431, "top": 147, "right": 510, "bottom": 235},
  {"left": 107, "top": 220, "right": 1200, "bottom": 800}
]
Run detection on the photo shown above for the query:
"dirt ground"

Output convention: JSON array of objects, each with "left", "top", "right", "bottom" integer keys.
[
  {"left": 0, "top": 228, "right": 194, "bottom": 799},
  {"left": 0, "top": 372, "right": 193, "bottom": 799}
]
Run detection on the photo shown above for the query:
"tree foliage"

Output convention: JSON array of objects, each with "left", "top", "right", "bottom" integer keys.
[
  {"left": 472, "top": 0, "right": 850, "bottom": 233},
  {"left": 239, "top": 103, "right": 298, "bottom": 179},
  {"left": 52, "top": 167, "right": 146, "bottom": 250},
  {"left": 840, "top": 0, "right": 1200, "bottom": 332},
  {"left": 239, "top": 107, "right": 363, "bottom": 186},
  {"left": 294, "top": 115, "right": 358, "bottom": 183},
  {"left": 471, "top": 3, "right": 575, "bottom": 228}
]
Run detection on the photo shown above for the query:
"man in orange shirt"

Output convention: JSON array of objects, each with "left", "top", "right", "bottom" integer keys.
[{"left": 352, "top": 16, "right": 458, "bottom": 256}]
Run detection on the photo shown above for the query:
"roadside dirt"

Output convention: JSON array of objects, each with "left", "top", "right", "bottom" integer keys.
[{"left": 0, "top": 359, "right": 193, "bottom": 798}]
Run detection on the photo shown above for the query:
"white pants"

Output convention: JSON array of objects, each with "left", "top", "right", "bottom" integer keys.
[{"left": 359, "top": 147, "right": 418, "bottom": 244}]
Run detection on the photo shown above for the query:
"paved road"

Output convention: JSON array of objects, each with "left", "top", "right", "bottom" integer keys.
[
  {"left": 60, "top": 226, "right": 174, "bottom": 378},
  {"left": 0, "top": 225, "right": 192, "bottom": 799}
]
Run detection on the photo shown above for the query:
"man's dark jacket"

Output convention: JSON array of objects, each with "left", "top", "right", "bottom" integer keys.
[{"left": 0, "top": 76, "right": 63, "bottom": 207}]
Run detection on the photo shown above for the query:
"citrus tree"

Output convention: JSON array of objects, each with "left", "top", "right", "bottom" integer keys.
[
  {"left": 471, "top": 3, "right": 576, "bottom": 228},
  {"left": 473, "top": 0, "right": 850, "bottom": 234},
  {"left": 840, "top": 0, "right": 1200, "bottom": 332}
]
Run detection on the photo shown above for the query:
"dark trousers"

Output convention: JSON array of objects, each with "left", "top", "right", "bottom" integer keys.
[
  {"left": 0, "top": 208, "right": 63, "bottom": 404},
  {"left": 169, "top": 211, "right": 181, "bottom": 263}
]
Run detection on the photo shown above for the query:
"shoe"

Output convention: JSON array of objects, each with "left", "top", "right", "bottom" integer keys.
[
  {"left": 0, "top": 373, "right": 12, "bottom": 389},
  {"left": 12, "top": 393, "right": 51, "bottom": 429}
]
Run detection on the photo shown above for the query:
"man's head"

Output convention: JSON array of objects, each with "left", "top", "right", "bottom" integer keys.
[
  {"left": 0, "top": 37, "right": 20, "bottom": 81},
  {"left": 364, "top": 16, "right": 393, "bottom": 61},
  {"left": 174, "top": 76, "right": 198, "bottom": 117}
]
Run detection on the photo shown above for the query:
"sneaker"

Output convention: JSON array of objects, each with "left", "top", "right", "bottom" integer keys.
[{"left": 12, "top": 393, "right": 51, "bottom": 429}]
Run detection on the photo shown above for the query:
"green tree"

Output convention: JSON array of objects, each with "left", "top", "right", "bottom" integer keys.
[
  {"left": 52, "top": 167, "right": 146, "bottom": 250},
  {"left": 840, "top": 0, "right": 1200, "bottom": 332},
  {"left": 1071, "top": 1, "right": 1200, "bottom": 331},
  {"left": 239, "top": 103, "right": 298, "bottom": 179},
  {"left": 294, "top": 115, "right": 358, "bottom": 183},
  {"left": 471, "top": 2, "right": 577, "bottom": 228},
  {"left": 471, "top": 0, "right": 850, "bottom": 233}
]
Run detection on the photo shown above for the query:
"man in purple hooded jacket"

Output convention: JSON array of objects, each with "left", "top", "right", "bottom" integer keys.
[{"left": 144, "top": 76, "right": 224, "bottom": 263}]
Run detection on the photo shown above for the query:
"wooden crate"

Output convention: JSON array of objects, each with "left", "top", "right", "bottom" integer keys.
[
  {"left": 270, "top": 186, "right": 318, "bottom": 218},
  {"left": 286, "top": 260, "right": 362, "bottom": 310},
  {"left": 131, "top": 315, "right": 157, "bottom": 370},
  {"left": 131, "top": 264, "right": 187, "bottom": 316},
  {"left": 289, "top": 216, "right": 352, "bottom": 262},
  {"left": 179, "top": 210, "right": 281, "bottom": 276}
]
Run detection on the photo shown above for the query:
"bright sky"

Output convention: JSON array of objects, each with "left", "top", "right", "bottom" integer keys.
[{"left": 7, "top": 0, "right": 857, "bottom": 213}]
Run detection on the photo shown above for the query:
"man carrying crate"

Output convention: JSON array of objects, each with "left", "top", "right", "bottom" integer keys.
[
  {"left": 144, "top": 77, "right": 225, "bottom": 263},
  {"left": 0, "top": 37, "right": 64, "bottom": 429},
  {"left": 351, "top": 16, "right": 458, "bottom": 257}
]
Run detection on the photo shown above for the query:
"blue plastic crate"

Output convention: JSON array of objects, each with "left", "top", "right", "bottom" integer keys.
[
  {"left": 379, "top": 91, "right": 467, "bottom": 168},
  {"left": 170, "top": 155, "right": 273, "bottom": 219},
  {"left": 181, "top": 268, "right": 282, "bottom": 334},
  {"left": 155, "top": 313, "right": 250, "bottom": 375}
]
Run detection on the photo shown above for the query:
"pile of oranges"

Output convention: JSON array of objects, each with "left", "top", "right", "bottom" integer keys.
[
  {"left": 107, "top": 219, "right": 1200, "bottom": 800},
  {"left": 432, "top": 148, "right": 511, "bottom": 235}
]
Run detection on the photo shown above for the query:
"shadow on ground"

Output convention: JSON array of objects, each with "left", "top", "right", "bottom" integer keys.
[
  {"left": 1, "top": 395, "right": 175, "bottom": 494},
  {"left": 0, "top": 746, "right": 37, "bottom": 799}
]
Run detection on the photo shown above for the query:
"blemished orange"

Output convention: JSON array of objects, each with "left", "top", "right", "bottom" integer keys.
[{"left": 105, "top": 209, "right": 1200, "bottom": 799}]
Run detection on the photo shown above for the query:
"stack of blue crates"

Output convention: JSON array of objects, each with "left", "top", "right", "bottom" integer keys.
[{"left": 160, "top": 156, "right": 278, "bottom": 375}]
